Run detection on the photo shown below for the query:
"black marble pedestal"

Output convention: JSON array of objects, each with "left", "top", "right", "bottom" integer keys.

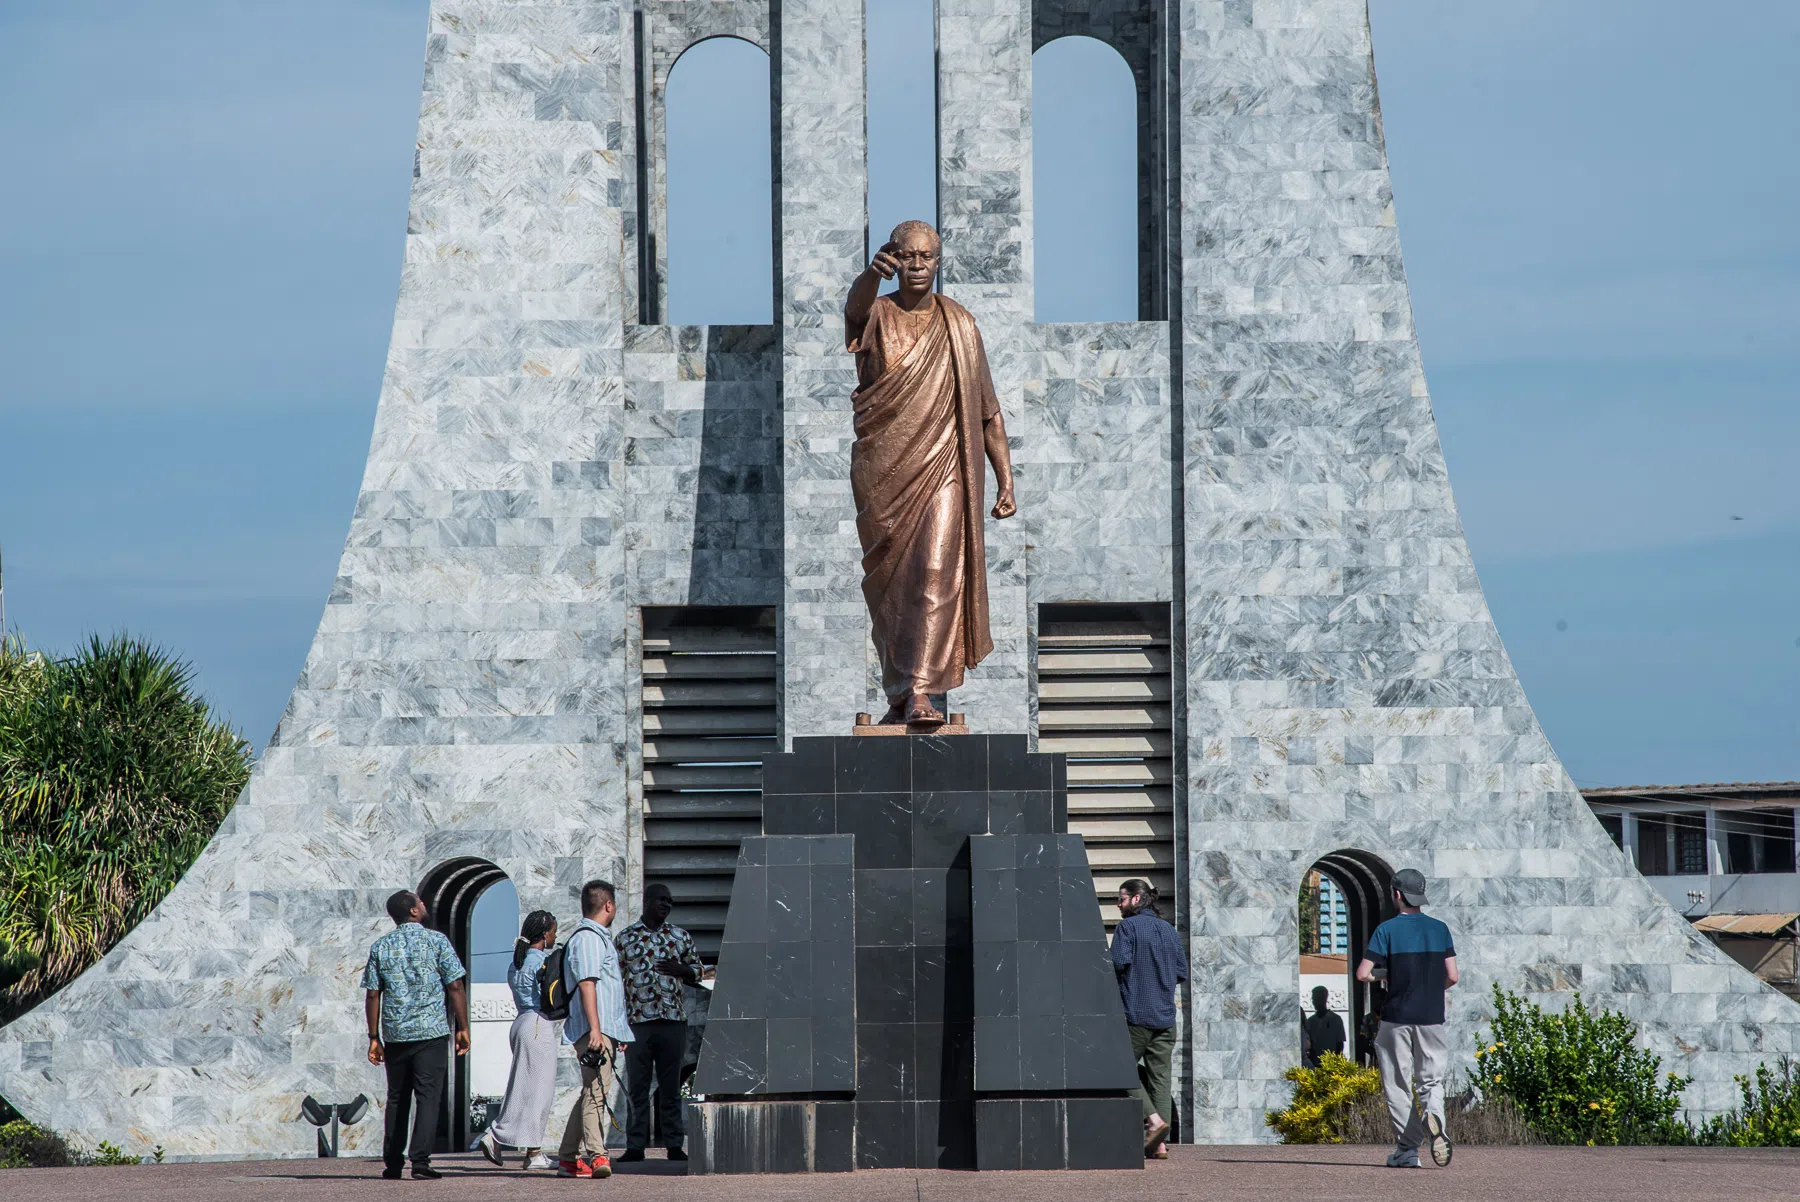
[{"left": 687, "top": 735, "right": 1142, "bottom": 1173}]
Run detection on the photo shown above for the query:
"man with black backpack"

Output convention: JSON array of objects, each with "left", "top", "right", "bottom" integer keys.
[{"left": 552, "top": 880, "right": 632, "bottom": 1179}]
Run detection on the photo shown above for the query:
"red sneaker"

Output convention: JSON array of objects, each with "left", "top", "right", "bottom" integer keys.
[
  {"left": 590, "top": 1153, "right": 612, "bottom": 1179},
  {"left": 557, "top": 1158, "right": 593, "bottom": 1178}
]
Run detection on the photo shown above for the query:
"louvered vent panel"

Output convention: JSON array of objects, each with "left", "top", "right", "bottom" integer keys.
[
  {"left": 641, "top": 606, "right": 777, "bottom": 961},
  {"left": 1036, "top": 603, "right": 1176, "bottom": 931}
]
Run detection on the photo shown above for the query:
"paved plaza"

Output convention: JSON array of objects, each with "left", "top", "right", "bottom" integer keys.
[{"left": 8, "top": 1145, "right": 1800, "bottom": 1202}]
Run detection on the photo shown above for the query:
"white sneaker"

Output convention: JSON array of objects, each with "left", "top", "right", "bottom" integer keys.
[
  {"left": 1385, "top": 1148, "right": 1421, "bottom": 1168},
  {"left": 523, "top": 1153, "right": 553, "bottom": 1170},
  {"left": 1425, "top": 1113, "right": 1453, "bottom": 1166},
  {"left": 476, "top": 1129, "right": 503, "bottom": 1167}
]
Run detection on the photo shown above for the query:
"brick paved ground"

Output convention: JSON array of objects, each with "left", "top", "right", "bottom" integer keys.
[{"left": 6, "top": 1145, "right": 1800, "bottom": 1202}]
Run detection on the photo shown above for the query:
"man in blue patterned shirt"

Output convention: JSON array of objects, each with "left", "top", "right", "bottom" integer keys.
[
  {"left": 363, "top": 890, "right": 469, "bottom": 1180},
  {"left": 557, "top": 879, "right": 634, "bottom": 1179}
]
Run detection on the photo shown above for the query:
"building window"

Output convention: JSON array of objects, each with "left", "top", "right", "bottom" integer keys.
[
  {"left": 1674, "top": 812, "right": 1708, "bottom": 875},
  {"left": 1637, "top": 812, "right": 1707, "bottom": 876},
  {"left": 1725, "top": 808, "right": 1797, "bottom": 875},
  {"left": 1637, "top": 815, "right": 1669, "bottom": 875},
  {"left": 1597, "top": 814, "right": 1623, "bottom": 850}
]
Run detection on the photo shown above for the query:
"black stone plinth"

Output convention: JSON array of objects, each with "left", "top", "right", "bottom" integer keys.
[
  {"left": 693, "top": 835, "right": 855, "bottom": 1096},
  {"left": 686, "top": 1100, "right": 855, "bottom": 1174},
  {"left": 688, "top": 735, "right": 1140, "bottom": 1174}
]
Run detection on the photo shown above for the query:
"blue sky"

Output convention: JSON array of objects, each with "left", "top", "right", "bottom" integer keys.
[{"left": 1, "top": 0, "right": 1796, "bottom": 832}]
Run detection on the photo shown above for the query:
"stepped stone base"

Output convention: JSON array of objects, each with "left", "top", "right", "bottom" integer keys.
[{"left": 687, "top": 735, "right": 1140, "bottom": 1173}]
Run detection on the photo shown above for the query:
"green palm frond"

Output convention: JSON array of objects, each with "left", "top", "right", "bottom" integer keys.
[{"left": 0, "top": 632, "right": 253, "bottom": 1021}]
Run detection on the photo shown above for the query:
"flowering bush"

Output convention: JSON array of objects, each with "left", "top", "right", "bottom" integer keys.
[
  {"left": 1475, "top": 985, "right": 1690, "bottom": 1145},
  {"left": 1699, "top": 1058, "right": 1800, "bottom": 1147},
  {"left": 1266, "top": 1052, "right": 1383, "bottom": 1143}
]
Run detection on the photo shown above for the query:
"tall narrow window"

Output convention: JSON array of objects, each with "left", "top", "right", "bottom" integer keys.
[
  {"left": 866, "top": 0, "right": 936, "bottom": 281},
  {"left": 666, "top": 38, "right": 772, "bottom": 324},
  {"left": 1032, "top": 36, "right": 1137, "bottom": 322}
]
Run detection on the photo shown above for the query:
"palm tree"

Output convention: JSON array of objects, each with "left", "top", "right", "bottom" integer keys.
[{"left": 0, "top": 634, "right": 253, "bottom": 1022}]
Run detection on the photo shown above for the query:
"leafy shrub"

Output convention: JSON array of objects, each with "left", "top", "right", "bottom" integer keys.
[
  {"left": 1699, "top": 1057, "right": 1800, "bottom": 1147},
  {"left": 0, "top": 633, "right": 252, "bottom": 1022},
  {"left": 0, "top": 1120, "right": 75, "bottom": 1168},
  {"left": 1475, "top": 984, "right": 1690, "bottom": 1145},
  {"left": 1266, "top": 1051, "right": 1382, "bottom": 1143},
  {"left": 0, "top": 1119, "right": 167, "bottom": 1169},
  {"left": 79, "top": 1140, "right": 150, "bottom": 1166}
]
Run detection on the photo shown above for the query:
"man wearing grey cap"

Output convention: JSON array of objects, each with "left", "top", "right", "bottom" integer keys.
[{"left": 1356, "top": 867, "right": 1458, "bottom": 1169}]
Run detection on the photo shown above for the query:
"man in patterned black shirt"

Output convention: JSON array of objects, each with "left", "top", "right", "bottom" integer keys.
[{"left": 613, "top": 883, "right": 703, "bottom": 1161}]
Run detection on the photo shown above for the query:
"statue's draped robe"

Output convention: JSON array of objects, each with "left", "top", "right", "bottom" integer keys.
[{"left": 847, "top": 293, "right": 998, "bottom": 700}]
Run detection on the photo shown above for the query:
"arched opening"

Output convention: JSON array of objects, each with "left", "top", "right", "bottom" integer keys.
[
  {"left": 664, "top": 37, "right": 773, "bottom": 325},
  {"left": 1031, "top": 36, "right": 1138, "bottom": 322},
  {"left": 1298, "top": 850, "right": 1395, "bottom": 1068},
  {"left": 418, "top": 856, "right": 512, "bottom": 1154}
]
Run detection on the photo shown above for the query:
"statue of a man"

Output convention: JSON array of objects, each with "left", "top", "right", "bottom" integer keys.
[{"left": 844, "top": 220, "right": 1017, "bottom": 727}]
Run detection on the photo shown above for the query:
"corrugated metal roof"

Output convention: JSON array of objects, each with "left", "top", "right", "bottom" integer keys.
[
  {"left": 1693, "top": 913, "right": 1800, "bottom": 936},
  {"left": 1583, "top": 781, "right": 1800, "bottom": 799}
]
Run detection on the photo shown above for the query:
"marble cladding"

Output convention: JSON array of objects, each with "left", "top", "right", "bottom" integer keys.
[
  {"left": 778, "top": 0, "right": 871, "bottom": 737},
  {"left": 621, "top": 322, "right": 781, "bottom": 606},
  {"left": 0, "top": 0, "right": 1787, "bottom": 1161},
  {"left": 937, "top": 0, "right": 1033, "bottom": 733},
  {"left": 1175, "top": 0, "right": 1800, "bottom": 1141}
]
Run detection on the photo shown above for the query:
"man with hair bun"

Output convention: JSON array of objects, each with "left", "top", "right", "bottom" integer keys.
[{"left": 1112, "top": 878, "right": 1187, "bottom": 1159}]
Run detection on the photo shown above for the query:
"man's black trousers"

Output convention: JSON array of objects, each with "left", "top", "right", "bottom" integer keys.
[
  {"left": 625, "top": 1020, "right": 687, "bottom": 1151},
  {"left": 382, "top": 1037, "right": 447, "bottom": 1170}
]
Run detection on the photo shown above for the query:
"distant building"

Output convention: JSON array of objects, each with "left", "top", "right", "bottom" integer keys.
[{"left": 1585, "top": 782, "right": 1800, "bottom": 997}]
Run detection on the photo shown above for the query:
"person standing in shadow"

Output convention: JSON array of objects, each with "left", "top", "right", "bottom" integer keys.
[
  {"left": 363, "top": 889, "right": 470, "bottom": 1180},
  {"left": 1302, "top": 986, "right": 1346, "bottom": 1068}
]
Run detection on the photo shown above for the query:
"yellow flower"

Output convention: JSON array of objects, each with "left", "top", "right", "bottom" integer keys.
[
  {"left": 1492, "top": 1075, "right": 1502, "bottom": 1084},
  {"left": 1588, "top": 1102, "right": 1601, "bottom": 1110}
]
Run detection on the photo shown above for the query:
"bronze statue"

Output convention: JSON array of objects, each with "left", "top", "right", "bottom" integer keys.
[{"left": 844, "top": 220, "right": 1017, "bottom": 728}]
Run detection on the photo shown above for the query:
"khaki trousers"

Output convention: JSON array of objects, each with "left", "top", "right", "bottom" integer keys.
[
  {"left": 1373, "top": 1020, "right": 1448, "bottom": 1153},
  {"left": 557, "top": 1053, "right": 617, "bottom": 1161}
]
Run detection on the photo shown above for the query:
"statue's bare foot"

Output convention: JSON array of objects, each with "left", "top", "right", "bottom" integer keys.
[
  {"left": 878, "top": 699, "right": 908, "bottom": 726},
  {"left": 904, "top": 694, "right": 945, "bottom": 727}
]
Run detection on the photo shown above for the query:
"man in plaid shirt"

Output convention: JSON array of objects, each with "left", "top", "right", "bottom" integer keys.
[{"left": 613, "top": 883, "right": 703, "bottom": 1161}]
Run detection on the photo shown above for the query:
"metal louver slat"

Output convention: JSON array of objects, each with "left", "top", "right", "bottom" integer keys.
[
  {"left": 640, "top": 606, "right": 776, "bottom": 962},
  {"left": 1036, "top": 604, "right": 1177, "bottom": 936}
]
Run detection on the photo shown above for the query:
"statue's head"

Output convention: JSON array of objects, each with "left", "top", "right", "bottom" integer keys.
[{"left": 886, "top": 220, "right": 940, "bottom": 298}]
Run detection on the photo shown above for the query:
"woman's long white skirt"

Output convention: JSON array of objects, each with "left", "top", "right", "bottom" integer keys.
[{"left": 488, "top": 1009, "right": 561, "bottom": 1149}]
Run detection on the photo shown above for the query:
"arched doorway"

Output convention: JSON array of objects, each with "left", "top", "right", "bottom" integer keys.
[
  {"left": 1298, "top": 850, "right": 1394, "bottom": 1066},
  {"left": 418, "top": 856, "right": 511, "bottom": 1154}
]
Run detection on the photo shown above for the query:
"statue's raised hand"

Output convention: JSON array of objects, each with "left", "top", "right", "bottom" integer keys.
[{"left": 869, "top": 242, "right": 901, "bottom": 281}]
